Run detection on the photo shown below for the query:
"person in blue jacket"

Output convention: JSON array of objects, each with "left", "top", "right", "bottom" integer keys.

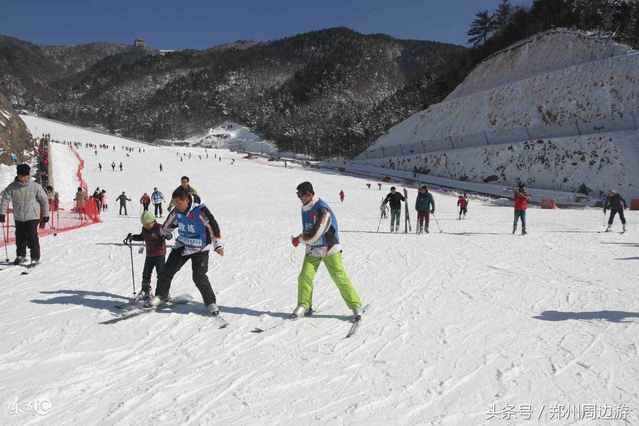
[{"left": 290, "top": 181, "right": 363, "bottom": 320}]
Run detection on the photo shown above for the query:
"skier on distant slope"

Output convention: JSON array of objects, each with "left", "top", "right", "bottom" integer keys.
[
  {"left": 457, "top": 193, "right": 469, "bottom": 220},
  {"left": 168, "top": 176, "right": 201, "bottom": 211},
  {"left": 116, "top": 191, "right": 132, "bottom": 216},
  {"left": 0, "top": 164, "right": 49, "bottom": 266},
  {"left": 513, "top": 183, "right": 529, "bottom": 235},
  {"left": 339, "top": 190, "right": 345, "bottom": 203},
  {"left": 382, "top": 186, "right": 405, "bottom": 233},
  {"left": 151, "top": 187, "right": 164, "bottom": 218},
  {"left": 415, "top": 185, "right": 435, "bottom": 234},
  {"left": 604, "top": 190, "right": 627, "bottom": 233},
  {"left": 150, "top": 187, "right": 224, "bottom": 316},
  {"left": 290, "top": 181, "right": 363, "bottom": 320},
  {"left": 140, "top": 192, "right": 151, "bottom": 212}
]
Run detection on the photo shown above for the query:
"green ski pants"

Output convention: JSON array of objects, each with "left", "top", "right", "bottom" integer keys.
[{"left": 297, "top": 251, "right": 362, "bottom": 311}]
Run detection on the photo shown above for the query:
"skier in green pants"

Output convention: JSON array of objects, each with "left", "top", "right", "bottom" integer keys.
[{"left": 290, "top": 181, "right": 363, "bottom": 320}]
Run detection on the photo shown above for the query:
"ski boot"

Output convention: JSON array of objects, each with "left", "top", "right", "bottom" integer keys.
[
  {"left": 289, "top": 305, "right": 306, "bottom": 319},
  {"left": 622, "top": 223, "right": 627, "bottom": 233},
  {"left": 605, "top": 225, "right": 611, "bottom": 232},
  {"left": 352, "top": 307, "right": 362, "bottom": 322},
  {"left": 207, "top": 303, "right": 220, "bottom": 317},
  {"left": 14, "top": 256, "right": 27, "bottom": 265},
  {"left": 148, "top": 294, "right": 169, "bottom": 308}
]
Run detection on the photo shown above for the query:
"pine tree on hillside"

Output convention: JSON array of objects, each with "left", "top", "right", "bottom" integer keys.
[
  {"left": 625, "top": 2, "right": 639, "bottom": 46},
  {"left": 467, "top": 11, "right": 496, "bottom": 46},
  {"left": 494, "top": 0, "right": 514, "bottom": 29}
]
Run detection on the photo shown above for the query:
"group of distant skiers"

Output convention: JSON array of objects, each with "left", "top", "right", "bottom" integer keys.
[
  {"left": 373, "top": 181, "right": 628, "bottom": 236},
  {"left": 377, "top": 185, "right": 469, "bottom": 234}
]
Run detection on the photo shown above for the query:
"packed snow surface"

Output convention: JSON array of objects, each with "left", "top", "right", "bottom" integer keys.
[{"left": 1, "top": 116, "right": 637, "bottom": 425}]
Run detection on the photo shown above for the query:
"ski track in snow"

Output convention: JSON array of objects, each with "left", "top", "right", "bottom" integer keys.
[{"left": 0, "top": 116, "right": 637, "bottom": 425}]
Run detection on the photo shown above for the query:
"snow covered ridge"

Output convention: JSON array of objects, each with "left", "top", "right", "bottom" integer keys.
[
  {"left": 358, "top": 30, "right": 639, "bottom": 199},
  {"left": 448, "top": 29, "right": 635, "bottom": 100}
]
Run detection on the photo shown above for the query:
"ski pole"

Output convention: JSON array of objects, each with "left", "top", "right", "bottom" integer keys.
[
  {"left": 128, "top": 241, "right": 136, "bottom": 295},
  {"left": 376, "top": 208, "right": 383, "bottom": 233},
  {"left": 2, "top": 221, "right": 9, "bottom": 262},
  {"left": 433, "top": 213, "right": 443, "bottom": 233}
]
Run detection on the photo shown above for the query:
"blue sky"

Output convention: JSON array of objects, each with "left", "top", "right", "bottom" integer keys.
[{"left": 2, "top": 0, "right": 532, "bottom": 49}]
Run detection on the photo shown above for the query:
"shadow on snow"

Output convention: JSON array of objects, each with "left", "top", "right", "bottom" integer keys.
[{"left": 533, "top": 310, "right": 639, "bottom": 323}]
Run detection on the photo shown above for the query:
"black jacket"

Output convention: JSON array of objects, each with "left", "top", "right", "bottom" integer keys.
[
  {"left": 605, "top": 193, "right": 626, "bottom": 212},
  {"left": 383, "top": 192, "right": 405, "bottom": 210}
]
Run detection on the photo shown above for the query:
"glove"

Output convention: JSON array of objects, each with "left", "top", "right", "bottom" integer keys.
[
  {"left": 214, "top": 242, "right": 224, "bottom": 256},
  {"left": 291, "top": 236, "right": 300, "bottom": 248},
  {"left": 39, "top": 216, "right": 49, "bottom": 229},
  {"left": 0, "top": 214, "right": 4, "bottom": 223},
  {"left": 164, "top": 233, "right": 173, "bottom": 241}
]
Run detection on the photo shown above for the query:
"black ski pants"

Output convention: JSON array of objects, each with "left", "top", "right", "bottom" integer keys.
[
  {"left": 15, "top": 220, "right": 40, "bottom": 260},
  {"left": 156, "top": 248, "right": 216, "bottom": 305},
  {"left": 141, "top": 255, "right": 165, "bottom": 292},
  {"left": 119, "top": 204, "right": 128, "bottom": 215},
  {"left": 154, "top": 203, "right": 163, "bottom": 217},
  {"left": 608, "top": 209, "right": 626, "bottom": 225}
]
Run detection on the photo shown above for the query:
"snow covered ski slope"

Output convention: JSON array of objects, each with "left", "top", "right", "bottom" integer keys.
[{"left": 1, "top": 116, "right": 638, "bottom": 425}]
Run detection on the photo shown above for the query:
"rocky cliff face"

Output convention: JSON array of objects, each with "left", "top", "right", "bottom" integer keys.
[
  {"left": 0, "top": 92, "right": 33, "bottom": 164},
  {"left": 0, "top": 28, "right": 464, "bottom": 157}
]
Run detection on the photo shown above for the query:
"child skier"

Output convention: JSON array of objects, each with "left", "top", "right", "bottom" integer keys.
[
  {"left": 513, "top": 183, "right": 529, "bottom": 235},
  {"left": 457, "top": 193, "right": 469, "bottom": 220},
  {"left": 124, "top": 211, "right": 170, "bottom": 301},
  {"left": 339, "top": 190, "right": 345, "bottom": 203},
  {"left": 151, "top": 187, "right": 224, "bottom": 316},
  {"left": 290, "top": 181, "right": 363, "bottom": 320}
]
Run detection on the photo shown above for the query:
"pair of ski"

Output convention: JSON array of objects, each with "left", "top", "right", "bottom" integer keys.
[
  {"left": 0, "top": 261, "right": 38, "bottom": 274},
  {"left": 102, "top": 294, "right": 229, "bottom": 328},
  {"left": 251, "top": 304, "right": 368, "bottom": 338}
]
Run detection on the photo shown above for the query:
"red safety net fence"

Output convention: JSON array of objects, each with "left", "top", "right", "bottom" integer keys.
[{"left": 1, "top": 144, "right": 100, "bottom": 248}]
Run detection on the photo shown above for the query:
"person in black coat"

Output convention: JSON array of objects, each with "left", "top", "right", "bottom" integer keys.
[
  {"left": 382, "top": 187, "right": 405, "bottom": 232},
  {"left": 604, "top": 190, "right": 627, "bottom": 232}
]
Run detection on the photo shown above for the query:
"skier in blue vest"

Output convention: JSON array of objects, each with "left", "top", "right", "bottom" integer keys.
[
  {"left": 151, "top": 187, "right": 224, "bottom": 316},
  {"left": 290, "top": 181, "right": 363, "bottom": 320}
]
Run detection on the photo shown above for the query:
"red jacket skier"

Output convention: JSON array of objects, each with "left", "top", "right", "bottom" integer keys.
[
  {"left": 140, "top": 193, "right": 151, "bottom": 212},
  {"left": 513, "top": 184, "right": 529, "bottom": 235},
  {"left": 457, "top": 194, "right": 469, "bottom": 220}
]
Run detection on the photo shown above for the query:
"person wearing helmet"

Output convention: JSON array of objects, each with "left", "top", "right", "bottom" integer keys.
[{"left": 124, "top": 211, "right": 172, "bottom": 301}]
